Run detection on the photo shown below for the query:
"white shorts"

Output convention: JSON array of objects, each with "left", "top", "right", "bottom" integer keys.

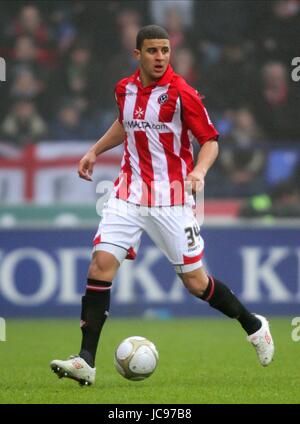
[{"left": 93, "top": 197, "right": 204, "bottom": 274}]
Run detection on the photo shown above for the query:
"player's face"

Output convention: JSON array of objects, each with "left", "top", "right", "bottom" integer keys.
[{"left": 134, "top": 39, "right": 171, "bottom": 85}]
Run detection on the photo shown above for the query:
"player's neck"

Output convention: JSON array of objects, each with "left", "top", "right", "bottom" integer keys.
[{"left": 139, "top": 70, "right": 157, "bottom": 88}]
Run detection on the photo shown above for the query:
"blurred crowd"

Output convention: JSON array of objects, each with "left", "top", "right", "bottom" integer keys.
[{"left": 0, "top": 0, "right": 299, "bottom": 204}]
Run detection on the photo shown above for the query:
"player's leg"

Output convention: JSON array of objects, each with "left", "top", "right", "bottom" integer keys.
[
  {"left": 78, "top": 250, "right": 120, "bottom": 369},
  {"left": 78, "top": 199, "right": 143, "bottom": 370},
  {"left": 147, "top": 205, "right": 274, "bottom": 366},
  {"left": 50, "top": 248, "right": 124, "bottom": 385},
  {"left": 51, "top": 197, "right": 144, "bottom": 385},
  {"left": 178, "top": 267, "right": 274, "bottom": 366},
  {"left": 178, "top": 267, "right": 261, "bottom": 334}
]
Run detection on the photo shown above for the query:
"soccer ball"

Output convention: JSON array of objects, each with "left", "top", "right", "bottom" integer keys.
[{"left": 114, "top": 336, "right": 159, "bottom": 381}]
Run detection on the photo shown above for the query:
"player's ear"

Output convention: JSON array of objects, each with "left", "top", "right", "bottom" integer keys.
[{"left": 133, "top": 49, "right": 141, "bottom": 61}]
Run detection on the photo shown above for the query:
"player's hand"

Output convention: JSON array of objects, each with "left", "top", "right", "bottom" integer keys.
[
  {"left": 185, "top": 170, "right": 205, "bottom": 193},
  {"left": 78, "top": 150, "right": 97, "bottom": 181}
]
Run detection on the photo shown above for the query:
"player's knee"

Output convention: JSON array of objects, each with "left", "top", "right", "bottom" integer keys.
[
  {"left": 180, "top": 270, "right": 209, "bottom": 297},
  {"left": 88, "top": 251, "right": 119, "bottom": 281}
]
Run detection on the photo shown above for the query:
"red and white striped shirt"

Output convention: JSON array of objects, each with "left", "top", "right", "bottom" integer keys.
[{"left": 113, "top": 65, "right": 219, "bottom": 207}]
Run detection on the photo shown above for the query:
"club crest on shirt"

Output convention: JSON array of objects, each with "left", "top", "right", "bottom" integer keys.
[{"left": 158, "top": 93, "right": 169, "bottom": 104}]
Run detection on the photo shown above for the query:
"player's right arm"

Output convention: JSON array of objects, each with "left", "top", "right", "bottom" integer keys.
[{"left": 78, "top": 119, "right": 125, "bottom": 181}]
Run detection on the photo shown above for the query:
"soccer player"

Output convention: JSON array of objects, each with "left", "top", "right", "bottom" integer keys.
[{"left": 50, "top": 25, "right": 274, "bottom": 386}]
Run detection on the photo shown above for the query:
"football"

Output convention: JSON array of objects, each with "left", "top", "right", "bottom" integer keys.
[{"left": 114, "top": 336, "right": 159, "bottom": 380}]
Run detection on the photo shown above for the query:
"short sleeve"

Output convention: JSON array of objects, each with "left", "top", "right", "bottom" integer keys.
[{"left": 179, "top": 85, "right": 219, "bottom": 145}]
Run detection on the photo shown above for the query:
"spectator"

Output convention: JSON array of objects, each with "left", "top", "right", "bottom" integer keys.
[
  {"left": 194, "top": 0, "right": 255, "bottom": 44},
  {"left": 11, "top": 35, "right": 39, "bottom": 67},
  {"left": 9, "top": 67, "right": 45, "bottom": 105},
  {"left": 219, "top": 108, "right": 266, "bottom": 197},
  {"left": 49, "top": 101, "right": 95, "bottom": 140},
  {"left": 0, "top": 0, "right": 299, "bottom": 205},
  {"left": 149, "top": 0, "right": 194, "bottom": 28},
  {"left": 103, "top": 23, "right": 139, "bottom": 109},
  {"left": 202, "top": 40, "right": 256, "bottom": 111},
  {"left": 172, "top": 46, "right": 199, "bottom": 86},
  {"left": 164, "top": 6, "right": 190, "bottom": 50},
  {"left": 240, "top": 159, "right": 300, "bottom": 218},
  {"left": 6, "top": 4, "right": 51, "bottom": 47},
  {"left": 257, "top": 0, "right": 300, "bottom": 63},
  {"left": 116, "top": 7, "right": 142, "bottom": 30},
  {"left": 10, "top": 35, "right": 54, "bottom": 77},
  {"left": 53, "top": 39, "right": 102, "bottom": 112},
  {"left": 252, "top": 62, "right": 300, "bottom": 141},
  {"left": 1, "top": 99, "right": 48, "bottom": 146},
  {"left": 50, "top": 5, "right": 77, "bottom": 54}
]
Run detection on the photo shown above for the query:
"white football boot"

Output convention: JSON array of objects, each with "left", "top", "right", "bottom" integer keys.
[
  {"left": 247, "top": 314, "right": 274, "bottom": 366},
  {"left": 50, "top": 355, "right": 96, "bottom": 386}
]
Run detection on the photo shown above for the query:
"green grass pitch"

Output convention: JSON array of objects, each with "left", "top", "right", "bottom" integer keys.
[{"left": 0, "top": 318, "right": 299, "bottom": 404}]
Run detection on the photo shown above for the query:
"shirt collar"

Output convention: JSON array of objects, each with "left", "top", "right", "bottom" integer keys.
[{"left": 130, "top": 65, "right": 174, "bottom": 89}]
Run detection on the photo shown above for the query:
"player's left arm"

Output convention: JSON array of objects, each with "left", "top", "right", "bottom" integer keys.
[
  {"left": 186, "top": 140, "right": 218, "bottom": 192},
  {"left": 180, "top": 84, "right": 219, "bottom": 192}
]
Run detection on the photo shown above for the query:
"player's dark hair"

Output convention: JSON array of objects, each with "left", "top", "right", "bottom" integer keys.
[{"left": 136, "top": 25, "right": 169, "bottom": 50}]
